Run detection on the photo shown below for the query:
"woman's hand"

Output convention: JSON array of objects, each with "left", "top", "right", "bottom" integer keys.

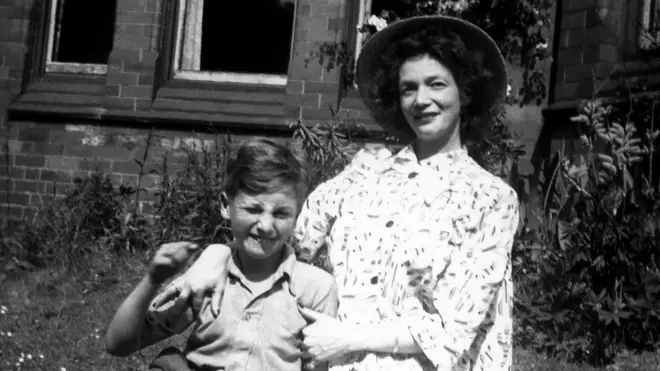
[
  {"left": 157, "top": 243, "right": 232, "bottom": 316},
  {"left": 299, "top": 307, "right": 354, "bottom": 364}
]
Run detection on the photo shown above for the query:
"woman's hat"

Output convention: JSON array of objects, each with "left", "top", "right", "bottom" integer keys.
[{"left": 355, "top": 16, "right": 507, "bottom": 142}]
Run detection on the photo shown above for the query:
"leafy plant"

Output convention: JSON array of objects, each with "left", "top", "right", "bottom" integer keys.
[{"left": 513, "top": 94, "right": 660, "bottom": 366}]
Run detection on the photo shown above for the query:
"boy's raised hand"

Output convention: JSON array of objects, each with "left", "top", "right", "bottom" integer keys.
[
  {"left": 157, "top": 244, "right": 233, "bottom": 316},
  {"left": 148, "top": 242, "right": 199, "bottom": 285}
]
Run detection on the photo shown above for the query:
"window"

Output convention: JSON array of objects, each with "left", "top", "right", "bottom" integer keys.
[
  {"left": 353, "top": 0, "right": 401, "bottom": 61},
  {"left": 353, "top": 0, "right": 374, "bottom": 64},
  {"left": 172, "top": 0, "right": 296, "bottom": 86},
  {"left": 640, "top": 0, "right": 660, "bottom": 49},
  {"left": 45, "top": 0, "right": 117, "bottom": 74}
]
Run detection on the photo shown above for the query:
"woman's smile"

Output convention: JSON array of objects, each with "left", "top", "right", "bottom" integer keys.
[{"left": 412, "top": 111, "right": 441, "bottom": 125}]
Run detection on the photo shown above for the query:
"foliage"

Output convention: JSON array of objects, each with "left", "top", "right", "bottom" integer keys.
[
  {"left": 0, "top": 172, "right": 137, "bottom": 268},
  {"left": 0, "top": 134, "right": 237, "bottom": 269},
  {"left": 307, "top": 0, "right": 553, "bottom": 107},
  {"left": 513, "top": 94, "right": 660, "bottom": 366}
]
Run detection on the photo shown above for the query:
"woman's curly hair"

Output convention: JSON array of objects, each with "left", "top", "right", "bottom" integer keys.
[{"left": 368, "top": 25, "right": 499, "bottom": 145}]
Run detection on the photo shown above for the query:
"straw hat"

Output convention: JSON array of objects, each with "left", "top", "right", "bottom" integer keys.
[{"left": 355, "top": 16, "right": 507, "bottom": 142}]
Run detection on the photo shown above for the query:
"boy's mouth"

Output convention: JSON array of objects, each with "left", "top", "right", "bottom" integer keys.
[{"left": 248, "top": 234, "right": 278, "bottom": 243}]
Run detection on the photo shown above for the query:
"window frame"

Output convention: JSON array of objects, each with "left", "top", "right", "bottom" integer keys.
[
  {"left": 353, "top": 0, "right": 373, "bottom": 62},
  {"left": 640, "top": 0, "right": 660, "bottom": 50},
  {"left": 170, "top": 0, "right": 298, "bottom": 86},
  {"left": 43, "top": 0, "right": 110, "bottom": 75}
]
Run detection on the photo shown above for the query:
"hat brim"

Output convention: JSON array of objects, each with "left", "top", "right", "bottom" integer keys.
[{"left": 355, "top": 16, "right": 507, "bottom": 142}]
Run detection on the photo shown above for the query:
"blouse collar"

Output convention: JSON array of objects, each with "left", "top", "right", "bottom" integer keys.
[{"left": 393, "top": 144, "right": 471, "bottom": 172}]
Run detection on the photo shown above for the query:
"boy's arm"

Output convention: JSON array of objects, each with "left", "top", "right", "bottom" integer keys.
[
  {"left": 105, "top": 275, "right": 196, "bottom": 356},
  {"left": 106, "top": 241, "right": 200, "bottom": 356},
  {"left": 105, "top": 274, "right": 162, "bottom": 356}
]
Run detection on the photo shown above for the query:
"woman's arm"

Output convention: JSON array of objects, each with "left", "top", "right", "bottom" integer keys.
[
  {"left": 350, "top": 322, "right": 422, "bottom": 354},
  {"left": 158, "top": 243, "right": 233, "bottom": 316},
  {"left": 351, "top": 189, "right": 519, "bottom": 366}
]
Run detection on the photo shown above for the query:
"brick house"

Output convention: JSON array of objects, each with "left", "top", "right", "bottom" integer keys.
[
  {"left": 0, "top": 0, "right": 657, "bottom": 221},
  {"left": 535, "top": 0, "right": 660, "bottom": 179},
  {"left": 0, "top": 0, "right": 385, "bottom": 220}
]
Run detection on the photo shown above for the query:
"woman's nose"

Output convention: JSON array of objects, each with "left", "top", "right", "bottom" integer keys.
[{"left": 414, "top": 86, "right": 432, "bottom": 106}]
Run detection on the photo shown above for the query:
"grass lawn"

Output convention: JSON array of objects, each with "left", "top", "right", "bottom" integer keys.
[{"left": 1, "top": 253, "right": 659, "bottom": 371}]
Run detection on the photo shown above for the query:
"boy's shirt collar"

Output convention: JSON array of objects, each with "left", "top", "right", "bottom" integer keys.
[{"left": 227, "top": 243, "right": 298, "bottom": 292}]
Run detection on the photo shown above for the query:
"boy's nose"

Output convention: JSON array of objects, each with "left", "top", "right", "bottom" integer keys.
[{"left": 256, "top": 215, "right": 276, "bottom": 236}]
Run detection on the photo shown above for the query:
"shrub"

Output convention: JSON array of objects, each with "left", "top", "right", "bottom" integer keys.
[{"left": 513, "top": 95, "right": 660, "bottom": 366}]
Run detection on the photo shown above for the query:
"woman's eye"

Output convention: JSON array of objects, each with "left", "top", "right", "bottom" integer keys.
[
  {"left": 400, "top": 87, "right": 415, "bottom": 96},
  {"left": 431, "top": 81, "right": 446, "bottom": 88},
  {"left": 245, "top": 207, "right": 262, "bottom": 214}
]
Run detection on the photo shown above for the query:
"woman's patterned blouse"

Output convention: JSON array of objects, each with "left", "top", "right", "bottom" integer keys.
[{"left": 294, "top": 144, "right": 520, "bottom": 371}]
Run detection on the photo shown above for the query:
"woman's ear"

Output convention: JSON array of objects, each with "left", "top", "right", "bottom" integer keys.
[{"left": 220, "top": 192, "right": 230, "bottom": 220}]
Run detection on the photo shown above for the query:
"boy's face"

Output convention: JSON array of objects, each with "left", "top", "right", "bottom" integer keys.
[{"left": 222, "top": 188, "right": 299, "bottom": 261}]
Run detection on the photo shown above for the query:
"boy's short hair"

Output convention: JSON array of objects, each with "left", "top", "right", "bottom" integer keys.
[{"left": 224, "top": 137, "right": 307, "bottom": 204}]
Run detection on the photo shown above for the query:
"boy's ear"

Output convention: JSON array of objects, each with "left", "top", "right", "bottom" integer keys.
[{"left": 220, "top": 192, "right": 230, "bottom": 220}]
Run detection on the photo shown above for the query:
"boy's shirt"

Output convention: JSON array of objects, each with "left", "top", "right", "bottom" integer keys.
[{"left": 141, "top": 245, "right": 339, "bottom": 371}]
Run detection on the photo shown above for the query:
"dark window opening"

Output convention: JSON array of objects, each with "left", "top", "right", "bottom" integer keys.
[
  {"left": 200, "top": 0, "right": 295, "bottom": 75},
  {"left": 51, "top": 0, "right": 117, "bottom": 64},
  {"left": 651, "top": 0, "right": 660, "bottom": 33}
]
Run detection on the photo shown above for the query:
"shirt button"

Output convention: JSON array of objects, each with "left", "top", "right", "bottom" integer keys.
[
  {"left": 243, "top": 313, "right": 251, "bottom": 321},
  {"left": 386, "top": 221, "right": 394, "bottom": 228},
  {"left": 408, "top": 172, "right": 418, "bottom": 179},
  {"left": 370, "top": 276, "right": 378, "bottom": 284}
]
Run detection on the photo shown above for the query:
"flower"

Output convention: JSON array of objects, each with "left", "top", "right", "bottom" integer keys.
[
  {"left": 365, "top": 14, "right": 387, "bottom": 32},
  {"left": 536, "top": 42, "right": 549, "bottom": 50},
  {"left": 507, "top": 84, "right": 512, "bottom": 96},
  {"left": 438, "top": 0, "right": 472, "bottom": 12}
]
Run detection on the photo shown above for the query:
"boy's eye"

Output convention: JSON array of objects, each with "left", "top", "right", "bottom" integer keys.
[
  {"left": 244, "top": 207, "right": 263, "bottom": 214},
  {"left": 275, "top": 211, "right": 292, "bottom": 219}
]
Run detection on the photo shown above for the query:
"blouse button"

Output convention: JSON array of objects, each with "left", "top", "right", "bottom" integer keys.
[
  {"left": 385, "top": 221, "right": 394, "bottom": 228},
  {"left": 408, "top": 172, "right": 418, "bottom": 179},
  {"left": 370, "top": 276, "right": 378, "bottom": 284}
]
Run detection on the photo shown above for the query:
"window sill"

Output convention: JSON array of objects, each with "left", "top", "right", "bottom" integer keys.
[
  {"left": 150, "top": 78, "right": 289, "bottom": 125},
  {"left": 7, "top": 102, "right": 294, "bottom": 132},
  {"left": 173, "top": 70, "right": 287, "bottom": 86},
  {"left": 45, "top": 62, "right": 108, "bottom": 75},
  {"left": 14, "top": 72, "right": 107, "bottom": 108},
  {"left": 9, "top": 77, "right": 295, "bottom": 132}
]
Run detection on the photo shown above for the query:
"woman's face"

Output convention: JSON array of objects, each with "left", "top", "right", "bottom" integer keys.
[{"left": 398, "top": 54, "right": 464, "bottom": 148}]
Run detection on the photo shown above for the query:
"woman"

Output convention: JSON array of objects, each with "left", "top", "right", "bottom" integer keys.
[{"left": 164, "top": 16, "right": 519, "bottom": 371}]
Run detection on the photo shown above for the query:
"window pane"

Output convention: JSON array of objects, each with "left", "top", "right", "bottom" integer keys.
[
  {"left": 199, "top": 0, "right": 295, "bottom": 75},
  {"left": 652, "top": 0, "right": 660, "bottom": 32},
  {"left": 53, "top": 0, "right": 117, "bottom": 64}
]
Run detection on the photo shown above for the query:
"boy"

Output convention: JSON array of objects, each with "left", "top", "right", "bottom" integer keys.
[{"left": 105, "top": 138, "right": 339, "bottom": 371}]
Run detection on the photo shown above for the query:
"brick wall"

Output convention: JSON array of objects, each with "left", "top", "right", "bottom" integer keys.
[
  {"left": 0, "top": 0, "right": 382, "bottom": 222},
  {"left": 535, "top": 0, "right": 651, "bottom": 181},
  {"left": 551, "top": 0, "right": 627, "bottom": 106}
]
